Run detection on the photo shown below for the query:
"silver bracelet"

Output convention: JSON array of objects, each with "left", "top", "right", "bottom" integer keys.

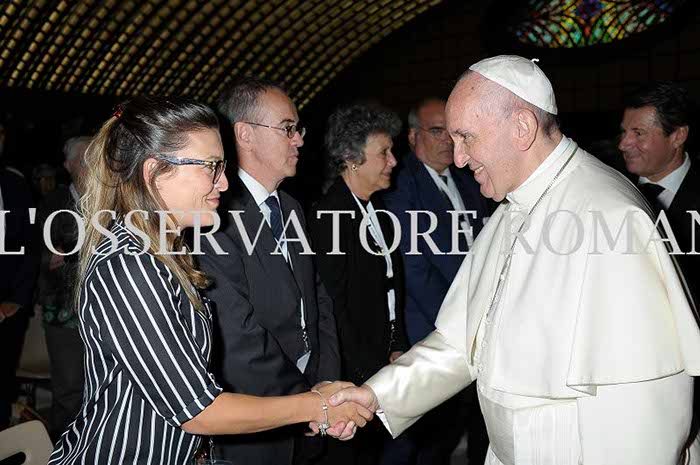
[{"left": 311, "top": 389, "right": 330, "bottom": 436}]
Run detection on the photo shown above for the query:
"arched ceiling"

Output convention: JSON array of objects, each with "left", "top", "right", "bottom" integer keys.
[{"left": 0, "top": 0, "right": 443, "bottom": 109}]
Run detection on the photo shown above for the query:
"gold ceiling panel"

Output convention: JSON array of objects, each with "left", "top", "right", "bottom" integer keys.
[{"left": 0, "top": 0, "right": 443, "bottom": 108}]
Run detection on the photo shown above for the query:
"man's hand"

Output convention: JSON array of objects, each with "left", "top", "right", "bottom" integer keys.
[
  {"left": 0, "top": 302, "right": 21, "bottom": 323},
  {"left": 306, "top": 381, "right": 375, "bottom": 441},
  {"left": 329, "top": 384, "right": 380, "bottom": 414}
]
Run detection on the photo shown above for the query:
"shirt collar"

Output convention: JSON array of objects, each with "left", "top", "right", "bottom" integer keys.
[
  {"left": 238, "top": 168, "right": 278, "bottom": 206},
  {"left": 506, "top": 135, "right": 575, "bottom": 209},
  {"left": 638, "top": 152, "right": 690, "bottom": 197},
  {"left": 422, "top": 161, "right": 453, "bottom": 185}
]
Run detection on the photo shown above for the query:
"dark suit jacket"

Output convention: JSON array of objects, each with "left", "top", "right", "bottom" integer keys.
[
  {"left": 381, "top": 152, "right": 494, "bottom": 344},
  {"left": 0, "top": 168, "right": 39, "bottom": 310},
  {"left": 664, "top": 162, "right": 700, "bottom": 300},
  {"left": 309, "top": 178, "right": 409, "bottom": 387},
  {"left": 198, "top": 178, "right": 340, "bottom": 465}
]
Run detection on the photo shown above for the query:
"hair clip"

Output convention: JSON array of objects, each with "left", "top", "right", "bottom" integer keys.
[{"left": 113, "top": 105, "right": 124, "bottom": 119}]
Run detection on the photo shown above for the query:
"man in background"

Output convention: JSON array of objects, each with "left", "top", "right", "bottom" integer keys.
[
  {"left": 37, "top": 135, "right": 91, "bottom": 438},
  {"left": 0, "top": 122, "right": 39, "bottom": 431},
  {"left": 199, "top": 78, "right": 340, "bottom": 465},
  {"left": 619, "top": 81, "right": 700, "bottom": 458},
  {"left": 619, "top": 81, "right": 699, "bottom": 296},
  {"left": 381, "top": 98, "right": 491, "bottom": 465}
]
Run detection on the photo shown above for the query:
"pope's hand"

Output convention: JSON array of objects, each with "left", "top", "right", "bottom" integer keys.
[{"left": 329, "top": 384, "right": 380, "bottom": 414}]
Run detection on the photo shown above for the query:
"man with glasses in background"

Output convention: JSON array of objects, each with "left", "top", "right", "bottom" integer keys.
[
  {"left": 198, "top": 78, "right": 340, "bottom": 465},
  {"left": 381, "top": 98, "right": 492, "bottom": 465}
]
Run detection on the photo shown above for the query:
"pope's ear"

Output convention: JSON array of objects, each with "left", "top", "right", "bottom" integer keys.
[{"left": 513, "top": 108, "right": 537, "bottom": 151}]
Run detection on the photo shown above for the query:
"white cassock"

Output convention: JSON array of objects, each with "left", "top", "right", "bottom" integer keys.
[{"left": 366, "top": 136, "right": 700, "bottom": 465}]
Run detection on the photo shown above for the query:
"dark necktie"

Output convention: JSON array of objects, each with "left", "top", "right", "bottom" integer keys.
[
  {"left": 264, "top": 195, "right": 284, "bottom": 241},
  {"left": 438, "top": 175, "right": 453, "bottom": 207},
  {"left": 638, "top": 183, "right": 665, "bottom": 213}
]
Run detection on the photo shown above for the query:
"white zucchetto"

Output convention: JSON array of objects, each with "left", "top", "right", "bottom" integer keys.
[{"left": 469, "top": 55, "right": 558, "bottom": 115}]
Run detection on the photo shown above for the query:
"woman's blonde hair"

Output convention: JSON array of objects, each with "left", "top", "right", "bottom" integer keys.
[{"left": 78, "top": 96, "right": 219, "bottom": 311}]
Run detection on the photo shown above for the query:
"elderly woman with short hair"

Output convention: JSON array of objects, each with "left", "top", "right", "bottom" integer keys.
[{"left": 309, "top": 103, "right": 409, "bottom": 465}]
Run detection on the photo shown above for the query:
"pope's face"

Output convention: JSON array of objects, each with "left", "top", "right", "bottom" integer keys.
[{"left": 446, "top": 76, "right": 516, "bottom": 202}]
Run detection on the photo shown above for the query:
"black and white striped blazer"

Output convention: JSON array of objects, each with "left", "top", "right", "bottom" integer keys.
[{"left": 48, "top": 221, "right": 222, "bottom": 465}]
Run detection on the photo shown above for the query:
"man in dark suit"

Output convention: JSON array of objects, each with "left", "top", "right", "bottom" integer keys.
[
  {"left": 380, "top": 98, "right": 492, "bottom": 465},
  {"left": 619, "top": 82, "right": 699, "bottom": 297},
  {"left": 198, "top": 78, "right": 340, "bottom": 465},
  {"left": 0, "top": 122, "right": 39, "bottom": 430},
  {"left": 619, "top": 82, "right": 700, "bottom": 454}
]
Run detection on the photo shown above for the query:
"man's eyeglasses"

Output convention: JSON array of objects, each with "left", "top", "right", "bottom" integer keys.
[
  {"left": 244, "top": 121, "right": 306, "bottom": 139},
  {"left": 157, "top": 155, "right": 227, "bottom": 185},
  {"left": 417, "top": 126, "right": 448, "bottom": 138}
]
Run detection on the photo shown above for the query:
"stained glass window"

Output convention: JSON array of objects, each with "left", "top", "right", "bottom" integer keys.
[{"left": 510, "top": 0, "right": 687, "bottom": 48}]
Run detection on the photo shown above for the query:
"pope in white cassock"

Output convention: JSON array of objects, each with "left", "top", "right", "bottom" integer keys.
[{"left": 327, "top": 55, "right": 700, "bottom": 464}]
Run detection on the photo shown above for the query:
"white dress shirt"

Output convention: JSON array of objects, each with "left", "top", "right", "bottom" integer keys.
[
  {"left": 238, "top": 168, "right": 290, "bottom": 260},
  {"left": 422, "top": 163, "right": 474, "bottom": 247},
  {"left": 238, "top": 168, "right": 309, "bottom": 372}
]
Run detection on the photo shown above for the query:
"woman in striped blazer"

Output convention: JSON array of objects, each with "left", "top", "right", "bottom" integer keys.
[{"left": 48, "top": 96, "right": 369, "bottom": 465}]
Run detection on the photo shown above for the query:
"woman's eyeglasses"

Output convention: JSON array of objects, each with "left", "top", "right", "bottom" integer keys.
[{"left": 157, "top": 155, "right": 227, "bottom": 185}]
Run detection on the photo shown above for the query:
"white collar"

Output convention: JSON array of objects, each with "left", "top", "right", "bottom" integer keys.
[
  {"left": 238, "top": 168, "right": 279, "bottom": 206},
  {"left": 638, "top": 152, "right": 690, "bottom": 196},
  {"left": 422, "top": 162, "right": 451, "bottom": 178},
  {"left": 422, "top": 162, "right": 455, "bottom": 193},
  {"left": 506, "top": 135, "right": 575, "bottom": 208}
]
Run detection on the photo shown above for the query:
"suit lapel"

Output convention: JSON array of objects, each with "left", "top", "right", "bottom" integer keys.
[
  {"left": 411, "top": 156, "right": 454, "bottom": 212},
  {"left": 669, "top": 164, "right": 700, "bottom": 213},
  {"left": 409, "top": 155, "right": 453, "bottom": 247}
]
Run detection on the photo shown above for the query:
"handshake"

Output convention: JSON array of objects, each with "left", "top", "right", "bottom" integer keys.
[{"left": 306, "top": 381, "right": 380, "bottom": 441}]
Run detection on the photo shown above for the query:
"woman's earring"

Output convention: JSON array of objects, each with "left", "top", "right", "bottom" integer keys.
[{"left": 351, "top": 164, "right": 357, "bottom": 171}]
